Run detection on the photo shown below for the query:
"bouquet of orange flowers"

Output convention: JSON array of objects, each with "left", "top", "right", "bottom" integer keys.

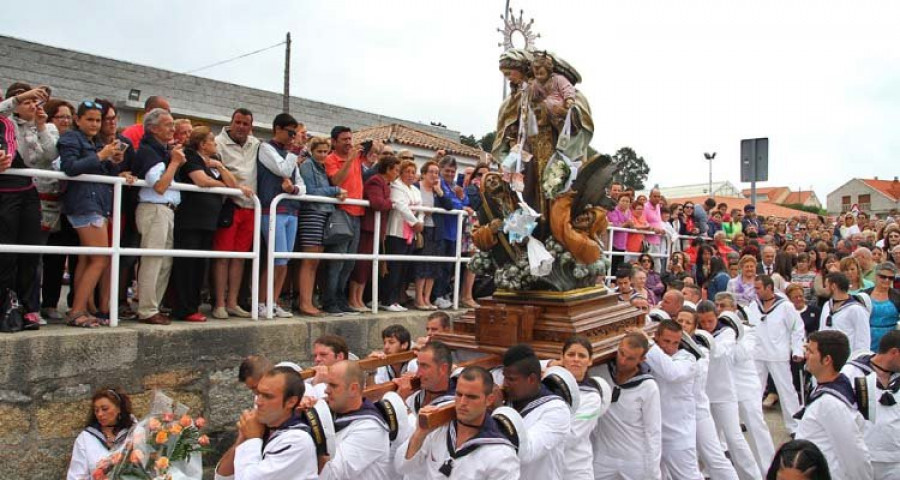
[{"left": 92, "top": 391, "right": 209, "bottom": 480}]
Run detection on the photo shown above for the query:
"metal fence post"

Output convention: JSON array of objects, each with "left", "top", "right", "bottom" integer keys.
[
  {"left": 108, "top": 179, "right": 123, "bottom": 327},
  {"left": 371, "top": 210, "right": 381, "bottom": 314}
]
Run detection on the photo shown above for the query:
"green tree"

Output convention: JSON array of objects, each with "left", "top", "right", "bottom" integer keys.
[
  {"left": 611, "top": 147, "right": 650, "bottom": 191},
  {"left": 478, "top": 132, "right": 496, "bottom": 152},
  {"left": 460, "top": 134, "right": 479, "bottom": 148}
]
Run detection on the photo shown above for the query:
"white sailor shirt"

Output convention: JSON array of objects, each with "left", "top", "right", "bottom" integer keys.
[
  {"left": 691, "top": 341, "right": 713, "bottom": 419},
  {"left": 795, "top": 375, "right": 873, "bottom": 480},
  {"left": 226, "top": 417, "right": 318, "bottom": 480},
  {"left": 513, "top": 388, "right": 572, "bottom": 480},
  {"left": 821, "top": 298, "right": 871, "bottom": 355},
  {"left": 66, "top": 426, "right": 128, "bottom": 480},
  {"left": 645, "top": 344, "right": 698, "bottom": 450},
  {"left": 373, "top": 359, "right": 418, "bottom": 385},
  {"left": 732, "top": 324, "right": 763, "bottom": 402},
  {"left": 593, "top": 364, "right": 662, "bottom": 479},
  {"left": 747, "top": 297, "right": 805, "bottom": 361},
  {"left": 395, "top": 417, "right": 520, "bottom": 480},
  {"left": 706, "top": 325, "right": 739, "bottom": 404},
  {"left": 842, "top": 354, "right": 900, "bottom": 464},
  {"left": 564, "top": 379, "right": 605, "bottom": 480},
  {"left": 320, "top": 401, "right": 392, "bottom": 480}
]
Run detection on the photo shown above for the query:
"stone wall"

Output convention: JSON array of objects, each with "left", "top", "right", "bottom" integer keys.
[{"left": 0, "top": 312, "right": 441, "bottom": 479}]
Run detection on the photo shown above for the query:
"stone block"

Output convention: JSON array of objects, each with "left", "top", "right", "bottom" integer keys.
[
  {"left": 142, "top": 369, "right": 201, "bottom": 390},
  {"left": 0, "top": 438, "right": 72, "bottom": 480},
  {"left": 207, "top": 369, "right": 252, "bottom": 431},
  {"left": 308, "top": 317, "right": 373, "bottom": 357},
  {"left": 0, "top": 404, "right": 29, "bottom": 444},
  {"left": 36, "top": 400, "right": 85, "bottom": 439}
]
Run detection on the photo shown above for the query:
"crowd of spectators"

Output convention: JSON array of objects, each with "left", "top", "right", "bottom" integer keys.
[{"left": 0, "top": 85, "right": 488, "bottom": 330}]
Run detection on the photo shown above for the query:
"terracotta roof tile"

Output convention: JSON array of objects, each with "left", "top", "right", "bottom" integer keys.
[
  {"left": 352, "top": 123, "right": 485, "bottom": 159},
  {"left": 781, "top": 191, "right": 814, "bottom": 205},
  {"left": 667, "top": 195, "right": 812, "bottom": 219},
  {"left": 861, "top": 179, "right": 900, "bottom": 201}
]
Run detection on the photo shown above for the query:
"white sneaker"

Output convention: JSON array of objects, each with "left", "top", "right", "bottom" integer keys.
[
  {"left": 257, "top": 303, "right": 270, "bottom": 318},
  {"left": 274, "top": 305, "right": 294, "bottom": 318},
  {"left": 434, "top": 297, "right": 453, "bottom": 309},
  {"left": 385, "top": 303, "right": 406, "bottom": 312}
]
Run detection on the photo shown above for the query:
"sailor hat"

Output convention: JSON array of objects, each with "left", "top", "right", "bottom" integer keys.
[
  {"left": 492, "top": 406, "right": 528, "bottom": 455},
  {"left": 542, "top": 366, "right": 581, "bottom": 415},
  {"left": 648, "top": 308, "right": 671, "bottom": 322},
  {"left": 303, "top": 399, "right": 335, "bottom": 457},
  {"left": 693, "top": 330, "right": 715, "bottom": 358},
  {"left": 376, "top": 391, "right": 412, "bottom": 444},
  {"left": 591, "top": 376, "right": 614, "bottom": 418},
  {"left": 718, "top": 311, "right": 745, "bottom": 341}
]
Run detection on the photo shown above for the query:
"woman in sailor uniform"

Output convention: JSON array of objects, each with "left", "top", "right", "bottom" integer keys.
[{"left": 66, "top": 388, "right": 135, "bottom": 480}]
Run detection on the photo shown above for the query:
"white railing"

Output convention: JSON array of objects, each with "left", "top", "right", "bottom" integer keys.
[
  {"left": 0, "top": 168, "right": 261, "bottom": 326},
  {"left": 603, "top": 226, "right": 672, "bottom": 280},
  {"left": 265, "top": 192, "right": 469, "bottom": 318}
]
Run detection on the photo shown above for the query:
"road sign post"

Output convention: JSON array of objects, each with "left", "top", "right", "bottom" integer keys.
[{"left": 741, "top": 138, "right": 769, "bottom": 206}]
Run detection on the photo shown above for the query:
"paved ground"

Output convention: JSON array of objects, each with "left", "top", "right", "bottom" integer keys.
[{"left": 764, "top": 405, "right": 791, "bottom": 447}]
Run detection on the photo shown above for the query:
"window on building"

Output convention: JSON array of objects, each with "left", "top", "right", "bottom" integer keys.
[
  {"left": 859, "top": 194, "right": 871, "bottom": 212},
  {"left": 842, "top": 195, "right": 851, "bottom": 212}
]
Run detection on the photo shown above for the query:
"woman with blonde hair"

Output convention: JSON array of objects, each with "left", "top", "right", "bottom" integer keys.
[{"left": 839, "top": 256, "right": 873, "bottom": 294}]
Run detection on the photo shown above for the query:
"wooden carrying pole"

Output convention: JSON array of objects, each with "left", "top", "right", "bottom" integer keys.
[
  {"left": 299, "top": 350, "right": 417, "bottom": 380},
  {"left": 363, "top": 354, "right": 504, "bottom": 402}
]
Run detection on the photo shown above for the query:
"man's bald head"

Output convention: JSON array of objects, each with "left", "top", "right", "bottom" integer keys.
[
  {"left": 853, "top": 247, "right": 874, "bottom": 269},
  {"left": 331, "top": 360, "right": 365, "bottom": 388},
  {"left": 661, "top": 290, "right": 684, "bottom": 316}
]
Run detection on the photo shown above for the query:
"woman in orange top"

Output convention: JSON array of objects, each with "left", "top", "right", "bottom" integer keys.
[{"left": 626, "top": 200, "right": 650, "bottom": 254}]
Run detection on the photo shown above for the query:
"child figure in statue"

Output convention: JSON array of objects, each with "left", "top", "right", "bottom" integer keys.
[{"left": 530, "top": 52, "right": 576, "bottom": 126}]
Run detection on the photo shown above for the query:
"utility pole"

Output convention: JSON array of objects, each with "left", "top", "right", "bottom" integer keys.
[
  {"left": 283, "top": 32, "right": 291, "bottom": 113},
  {"left": 704, "top": 152, "right": 716, "bottom": 197}
]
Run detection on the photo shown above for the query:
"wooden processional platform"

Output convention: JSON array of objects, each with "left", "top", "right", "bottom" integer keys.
[{"left": 434, "top": 286, "right": 648, "bottom": 365}]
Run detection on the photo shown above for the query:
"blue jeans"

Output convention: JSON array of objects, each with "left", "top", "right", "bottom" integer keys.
[
  {"left": 433, "top": 238, "right": 457, "bottom": 299},
  {"left": 323, "top": 214, "right": 360, "bottom": 310},
  {"left": 261, "top": 214, "right": 298, "bottom": 266}
]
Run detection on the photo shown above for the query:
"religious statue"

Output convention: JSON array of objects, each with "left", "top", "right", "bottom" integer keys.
[{"left": 470, "top": 48, "right": 617, "bottom": 293}]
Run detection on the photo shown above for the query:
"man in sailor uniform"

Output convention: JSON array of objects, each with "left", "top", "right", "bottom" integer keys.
[
  {"left": 841, "top": 330, "right": 900, "bottom": 479},
  {"left": 748, "top": 275, "right": 805, "bottom": 434},
  {"left": 502, "top": 343, "right": 571, "bottom": 480},
  {"left": 400, "top": 341, "right": 457, "bottom": 415},
  {"left": 714, "top": 294, "right": 775, "bottom": 476},
  {"left": 371, "top": 324, "right": 418, "bottom": 384},
  {"left": 307, "top": 335, "right": 352, "bottom": 399},
  {"left": 592, "top": 332, "right": 662, "bottom": 480},
  {"left": 697, "top": 300, "right": 760, "bottom": 480},
  {"left": 215, "top": 366, "right": 318, "bottom": 480},
  {"left": 675, "top": 308, "right": 739, "bottom": 480},
  {"left": 321, "top": 360, "right": 392, "bottom": 480},
  {"left": 640, "top": 319, "right": 703, "bottom": 480},
  {"left": 396, "top": 366, "right": 520, "bottom": 479},
  {"left": 820, "top": 271, "right": 872, "bottom": 354},
  {"left": 796, "top": 330, "right": 873, "bottom": 480}
]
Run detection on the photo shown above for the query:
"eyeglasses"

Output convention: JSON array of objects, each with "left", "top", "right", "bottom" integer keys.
[
  {"left": 877, "top": 274, "right": 895, "bottom": 281},
  {"left": 80, "top": 100, "right": 103, "bottom": 110},
  {"left": 52, "top": 115, "right": 72, "bottom": 121},
  {"left": 685, "top": 206, "right": 694, "bottom": 210},
  {"left": 400, "top": 156, "right": 415, "bottom": 160}
]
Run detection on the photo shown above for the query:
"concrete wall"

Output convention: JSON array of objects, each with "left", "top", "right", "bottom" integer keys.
[
  {"left": 0, "top": 313, "right": 443, "bottom": 479},
  {"left": 0, "top": 35, "right": 459, "bottom": 141}
]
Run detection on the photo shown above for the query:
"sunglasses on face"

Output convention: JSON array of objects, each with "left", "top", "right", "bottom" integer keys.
[{"left": 878, "top": 274, "right": 895, "bottom": 281}]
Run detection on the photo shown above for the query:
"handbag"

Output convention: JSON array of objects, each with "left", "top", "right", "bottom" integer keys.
[
  {"left": 414, "top": 231, "right": 425, "bottom": 250},
  {"left": 323, "top": 208, "right": 353, "bottom": 246},
  {"left": 0, "top": 289, "right": 24, "bottom": 333},
  {"left": 217, "top": 199, "right": 235, "bottom": 229}
]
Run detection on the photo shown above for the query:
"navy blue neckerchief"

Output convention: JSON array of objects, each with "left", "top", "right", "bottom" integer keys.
[
  {"left": 439, "top": 415, "right": 515, "bottom": 477},
  {"left": 828, "top": 295, "right": 864, "bottom": 318},
  {"left": 385, "top": 360, "right": 413, "bottom": 381},
  {"left": 263, "top": 413, "right": 312, "bottom": 456},
  {"left": 511, "top": 385, "right": 564, "bottom": 418},
  {"left": 333, "top": 399, "right": 389, "bottom": 434},
  {"left": 414, "top": 376, "right": 457, "bottom": 413},
  {"left": 849, "top": 353, "right": 900, "bottom": 405},
  {"left": 84, "top": 422, "right": 129, "bottom": 450},
  {"left": 609, "top": 362, "right": 654, "bottom": 403},
  {"left": 578, "top": 376, "right": 602, "bottom": 396},
  {"left": 794, "top": 374, "right": 856, "bottom": 420},
  {"left": 756, "top": 295, "right": 788, "bottom": 320},
  {"left": 848, "top": 353, "right": 877, "bottom": 376}
]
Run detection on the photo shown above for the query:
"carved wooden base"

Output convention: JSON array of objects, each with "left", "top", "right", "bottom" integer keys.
[{"left": 434, "top": 286, "right": 648, "bottom": 364}]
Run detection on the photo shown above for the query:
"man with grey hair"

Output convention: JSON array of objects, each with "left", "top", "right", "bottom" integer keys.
[
  {"left": 853, "top": 247, "right": 876, "bottom": 284},
  {"left": 758, "top": 245, "right": 777, "bottom": 276},
  {"left": 133, "top": 108, "right": 183, "bottom": 325}
]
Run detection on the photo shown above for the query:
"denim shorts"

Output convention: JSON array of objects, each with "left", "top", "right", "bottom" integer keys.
[
  {"left": 261, "top": 214, "right": 298, "bottom": 266},
  {"left": 67, "top": 213, "right": 107, "bottom": 229}
]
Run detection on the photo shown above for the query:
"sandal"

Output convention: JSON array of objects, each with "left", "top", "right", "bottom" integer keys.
[
  {"left": 94, "top": 312, "right": 111, "bottom": 326},
  {"left": 66, "top": 311, "right": 99, "bottom": 328}
]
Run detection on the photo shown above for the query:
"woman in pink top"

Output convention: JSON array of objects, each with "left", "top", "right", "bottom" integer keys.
[
  {"left": 607, "top": 194, "right": 633, "bottom": 273},
  {"left": 626, "top": 201, "right": 650, "bottom": 255}
]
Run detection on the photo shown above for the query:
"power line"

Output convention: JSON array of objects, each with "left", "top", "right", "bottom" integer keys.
[{"left": 183, "top": 40, "right": 286, "bottom": 75}]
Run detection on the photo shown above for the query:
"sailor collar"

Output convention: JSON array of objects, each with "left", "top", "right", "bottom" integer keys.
[
  {"left": 333, "top": 399, "right": 389, "bottom": 434},
  {"left": 384, "top": 360, "right": 414, "bottom": 381},
  {"left": 828, "top": 295, "right": 865, "bottom": 317},
  {"left": 608, "top": 363, "right": 654, "bottom": 403},
  {"left": 794, "top": 374, "right": 856, "bottom": 420},
  {"left": 439, "top": 415, "right": 515, "bottom": 477},
  {"left": 511, "top": 385, "right": 565, "bottom": 418},
  {"left": 263, "top": 413, "right": 312, "bottom": 451},
  {"left": 756, "top": 295, "right": 788, "bottom": 319},
  {"left": 84, "top": 423, "right": 130, "bottom": 451},
  {"left": 414, "top": 377, "right": 457, "bottom": 413}
]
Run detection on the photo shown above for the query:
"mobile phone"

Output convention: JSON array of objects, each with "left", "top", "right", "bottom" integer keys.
[{"left": 116, "top": 141, "right": 127, "bottom": 152}]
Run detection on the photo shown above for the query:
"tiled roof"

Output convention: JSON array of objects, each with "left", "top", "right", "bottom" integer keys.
[
  {"left": 861, "top": 179, "right": 900, "bottom": 201},
  {"left": 781, "top": 191, "right": 815, "bottom": 205},
  {"left": 741, "top": 186, "right": 790, "bottom": 201},
  {"left": 667, "top": 195, "right": 813, "bottom": 219},
  {"left": 352, "top": 124, "right": 485, "bottom": 159}
]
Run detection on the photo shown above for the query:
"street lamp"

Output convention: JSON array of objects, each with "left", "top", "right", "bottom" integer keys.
[{"left": 704, "top": 152, "right": 716, "bottom": 197}]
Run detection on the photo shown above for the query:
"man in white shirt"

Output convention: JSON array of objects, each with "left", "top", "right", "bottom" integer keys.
[
  {"left": 396, "top": 366, "right": 519, "bottom": 479},
  {"left": 796, "top": 330, "right": 873, "bottom": 479},
  {"left": 214, "top": 366, "right": 318, "bottom": 480},
  {"left": 133, "top": 108, "right": 184, "bottom": 325},
  {"left": 593, "top": 332, "right": 662, "bottom": 480},
  {"left": 640, "top": 320, "right": 702, "bottom": 480},
  {"left": 306, "top": 335, "right": 351, "bottom": 399},
  {"left": 748, "top": 275, "right": 805, "bottom": 434},
  {"left": 697, "top": 301, "right": 760, "bottom": 480},
  {"left": 321, "top": 360, "right": 391, "bottom": 480},
  {"left": 502, "top": 343, "right": 571, "bottom": 480},
  {"left": 398, "top": 341, "right": 456, "bottom": 415},
  {"left": 715, "top": 293, "right": 775, "bottom": 476},
  {"left": 841, "top": 330, "right": 900, "bottom": 479},
  {"left": 820, "top": 271, "right": 871, "bottom": 354},
  {"left": 212, "top": 108, "right": 261, "bottom": 319}
]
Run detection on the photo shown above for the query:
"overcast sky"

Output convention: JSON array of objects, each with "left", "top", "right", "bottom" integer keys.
[{"left": 7, "top": 1, "right": 900, "bottom": 201}]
